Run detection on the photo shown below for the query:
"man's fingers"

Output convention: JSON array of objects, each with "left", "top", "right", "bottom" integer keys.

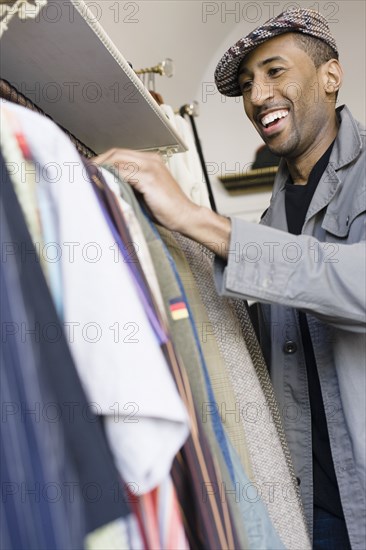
[
  {"left": 94, "top": 149, "right": 130, "bottom": 167},
  {"left": 94, "top": 148, "right": 156, "bottom": 167}
]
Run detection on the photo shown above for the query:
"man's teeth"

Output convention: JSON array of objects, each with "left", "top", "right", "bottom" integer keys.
[{"left": 261, "top": 110, "right": 288, "bottom": 128}]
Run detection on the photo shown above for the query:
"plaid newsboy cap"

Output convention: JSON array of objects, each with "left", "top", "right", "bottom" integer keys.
[{"left": 214, "top": 8, "right": 338, "bottom": 97}]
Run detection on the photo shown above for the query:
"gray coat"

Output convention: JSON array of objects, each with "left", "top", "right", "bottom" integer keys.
[{"left": 214, "top": 105, "right": 366, "bottom": 548}]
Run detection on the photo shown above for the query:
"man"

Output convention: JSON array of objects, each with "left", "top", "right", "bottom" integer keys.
[{"left": 95, "top": 9, "right": 365, "bottom": 549}]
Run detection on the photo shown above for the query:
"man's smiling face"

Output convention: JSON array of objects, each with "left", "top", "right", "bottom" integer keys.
[{"left": 238, "top": 33, "right": 334, "bottom": 159}]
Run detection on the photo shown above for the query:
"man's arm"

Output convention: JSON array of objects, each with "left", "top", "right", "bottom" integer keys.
[
  {"left": 215, "top": 217, "right": 366, "bottom": 333},
  {"left": 94, "top": 148, "right": 231, "bottom": 258},
  {"left": 94, "top": 148, "right": 366, "bottom": 333}
]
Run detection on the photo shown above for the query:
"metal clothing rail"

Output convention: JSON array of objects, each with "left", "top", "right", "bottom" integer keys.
[{"left": 135, "top": 58, "right": 174, "bottom": 92}]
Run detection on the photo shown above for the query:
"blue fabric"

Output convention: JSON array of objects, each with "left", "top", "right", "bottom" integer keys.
[
  {"left": 0, "top": 213, "right": 84, "bottom": 550},
  {"left": 313, "top": 507, "right": 351, "bottom": 550},
  {"left": 228, "top": 441, "right": 285, "bottom": 549}
]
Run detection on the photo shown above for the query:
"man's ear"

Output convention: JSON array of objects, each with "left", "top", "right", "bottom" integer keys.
[{"left": 320, "top": 59, "right": 343, "bottom": 96}]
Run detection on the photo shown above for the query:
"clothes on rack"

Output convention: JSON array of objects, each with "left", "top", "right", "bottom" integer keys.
[
  {"left": 91, "top": 162, "right": 242, "bottom": 549},
  {"left": 2, "top": 102, "right": 191, "bottom": 496},
  {"left": 0, "top": 144, "right": 135, "bottom": 549},
  {"left": 171, "top": 231, "right": 310, "bottom": 549},
  {"left": 128, "top": 477, "right": 189, "bottom": 550},
  {"left": 153, "top": 225, "right": 285, "bottom": 550},
  {"left": 0, "top": 99, "right": 236, "bottom": 549},
  {"left": 111, "top": 166, "right": 311, "bottom": 549},
  {"left": 1, "top": 199, "right": 84, "bottom": 550},
  {"left": 1, "top": 97, "right": 312, "bottom": 549}
]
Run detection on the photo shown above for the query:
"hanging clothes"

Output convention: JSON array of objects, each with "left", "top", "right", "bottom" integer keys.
[
  {"left": 103, "top": 167, "right": 242, "bottom": 549},
  {"left": 174, "top": 232, "right": 311, "bottom": 550},
  {"left": 83, "top": 160, "right": 190, "bottom": 549},
  {"left": 1, "top": 93, "right": 311, "bottom": 549},
  {"left": 155, "top": 227, "right": 288, "bottom": 549},
  {"left": 106, "top": 164, "right": 309, "bottom": 549},
  {"left": 0, "top": 148, "right": 132, "bottom": 549},
  {"left": 128, "top": 477, "right": 189, "bottom": 550},
  {"left": 1, "top": 100, "right": 190, "bottom": 498},
  {"left": 87, "top": 161, "right": 241, "bottom": 549},
  {"left": 107, "top": 168, "right": 286, "bottom": 548},
  {"left": 1, "top": 99, "right": 242, "bottom": 549}
]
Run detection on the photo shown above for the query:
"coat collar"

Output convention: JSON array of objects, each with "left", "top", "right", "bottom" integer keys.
[
  {"left": 329, "top": 105, "right": 363, "bottom": 170},
  {"left": 311, "top": 106, "right": 364, "bottom": 236},
  {"left": 273, "top": 105, "right": 363, "bottom": 193},
  {"left": 267, "top": 106, "right": 364, "bottom": 237}
]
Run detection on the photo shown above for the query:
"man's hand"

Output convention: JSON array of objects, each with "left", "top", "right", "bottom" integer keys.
[
  {"left": 94, "top": 148, "right": 198, "bottom": 233},
  {"left": 94, "top": 148, "right": 231, "bottom": 258}
]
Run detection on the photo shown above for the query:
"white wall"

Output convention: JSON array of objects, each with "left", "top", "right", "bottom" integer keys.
[{"left": 95, "top": 0, "right": 366, "bottom": 220}]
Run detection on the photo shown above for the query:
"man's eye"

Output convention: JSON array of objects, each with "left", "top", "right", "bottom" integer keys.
[
  {"left": 240, "top": 81, "right": 253, "bottom": 92},
  {"left": 268, "top": 67, "right": 284, "bottom": 77}
]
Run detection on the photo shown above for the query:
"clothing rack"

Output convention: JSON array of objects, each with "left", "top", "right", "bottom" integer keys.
[
  {"left": 135, "top": 58, "right": 174, "bottom": 77},
  {"left": 135, "top": 58, "right": 174, "bottom": 93}
]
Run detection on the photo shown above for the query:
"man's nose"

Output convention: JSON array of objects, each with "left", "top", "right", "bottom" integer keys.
[{"left": 250, "top": 80, "right": 274, "bottom": 106}]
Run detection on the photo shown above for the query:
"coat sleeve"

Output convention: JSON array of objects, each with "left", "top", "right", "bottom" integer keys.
[{"left": 214, "top": 218, "right": 366, "bottom": 333}]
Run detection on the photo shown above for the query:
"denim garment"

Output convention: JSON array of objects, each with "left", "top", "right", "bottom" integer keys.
[{"left": 313, "top": 507, "right": 351, "bottom": 550}]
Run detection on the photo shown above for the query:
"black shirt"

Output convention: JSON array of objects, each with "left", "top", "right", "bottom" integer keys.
[{"left": 285, "top": 140, "right": 345, "bottom": 519}]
